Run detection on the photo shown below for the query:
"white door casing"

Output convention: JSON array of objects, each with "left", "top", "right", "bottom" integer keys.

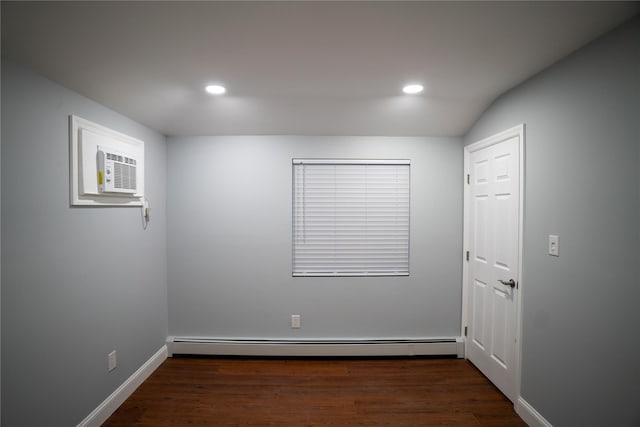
[{"left": 462, "top": 125, "right": 524, "bottom": 403}]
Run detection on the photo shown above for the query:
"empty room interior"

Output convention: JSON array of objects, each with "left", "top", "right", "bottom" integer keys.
[{"left": 2, "top": 1, "right": 640, "bottom": 426}]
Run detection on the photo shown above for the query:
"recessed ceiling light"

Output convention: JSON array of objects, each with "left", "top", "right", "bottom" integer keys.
[
  {"left": 205, "top": 84, "right": 226, "bottom": 95},
  {"left": 402, "top": 84, "right": 424, "bottom": 94}
]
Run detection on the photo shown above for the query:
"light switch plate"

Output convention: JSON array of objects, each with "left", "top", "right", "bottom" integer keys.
[
  {"left": 108, "top": 350, "right": 117, "bottom": 372},
  {"left": 548, "top": 235, "right": 559, "bottom": 257}
]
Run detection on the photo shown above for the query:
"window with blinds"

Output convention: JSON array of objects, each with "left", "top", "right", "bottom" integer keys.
[{"left": 292, "top": 159, "right": 410, "bottom": 276}]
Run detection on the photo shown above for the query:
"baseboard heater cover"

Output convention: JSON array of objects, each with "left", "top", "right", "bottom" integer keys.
[{"left": 167, "top": 337, "right": 464, "bottom": 358}]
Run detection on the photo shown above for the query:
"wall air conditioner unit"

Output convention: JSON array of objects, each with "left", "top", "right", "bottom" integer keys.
[
  {"left": 70, "top": 115, "right": 144, "bottom": 206},
  {"left": 97, "top": 146, "right": 138, "bottom": 195}
]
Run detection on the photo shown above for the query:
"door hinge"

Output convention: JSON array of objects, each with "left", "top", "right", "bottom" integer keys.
[
  {"left": 464, "top": 326, "right": 468, "bottom": 337},
  {"left": 466, "top": 250, "right": 470, "bottom": 261},
  {"left": 467, "top": 174, "right": 470, "bottom": 184}
]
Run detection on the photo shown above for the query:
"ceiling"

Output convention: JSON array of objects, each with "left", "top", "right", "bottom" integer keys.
[{"left": 2, "top": 1, "right": 638, "bottom": 137}]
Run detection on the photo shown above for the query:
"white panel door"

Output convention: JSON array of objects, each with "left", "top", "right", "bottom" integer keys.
[{"left": 466, "top": 130, "right": 521, "bottom": 402}]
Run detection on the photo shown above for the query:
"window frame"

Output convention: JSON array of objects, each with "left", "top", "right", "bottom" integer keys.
[{"left": 292, "top": 158, "right": 410, "bottom": 277}]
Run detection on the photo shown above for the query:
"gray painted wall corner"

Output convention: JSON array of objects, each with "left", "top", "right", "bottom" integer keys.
[
  {"left": 465, "top": 16, "right": 640, "bottom": 427},
  {"left": 1, "top": 61, "right": 168, "bottom": 427}
]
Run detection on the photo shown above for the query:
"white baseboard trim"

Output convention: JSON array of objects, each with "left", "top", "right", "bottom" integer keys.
[
  {"left": 77, "top": 345, "right": 168, "bottom": 427},
  {"left": 167, "top": 337, "right": 465, "bottom": 358},
  {"left": 516, "top": 396, "right": 553, "bottom": 427}
]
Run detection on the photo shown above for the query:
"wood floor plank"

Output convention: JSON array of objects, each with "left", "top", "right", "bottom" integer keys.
[{"left": 103, "top": 357, "right": 526, "bottom": 427}]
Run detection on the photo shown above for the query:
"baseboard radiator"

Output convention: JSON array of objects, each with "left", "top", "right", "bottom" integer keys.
[{"left": 167, "top": 337, "right": 464, "bottom": 358}]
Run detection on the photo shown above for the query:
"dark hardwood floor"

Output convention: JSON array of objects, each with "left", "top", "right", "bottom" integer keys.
[{"left": 103, "top": 356, "right": 527, "bottom": 426}]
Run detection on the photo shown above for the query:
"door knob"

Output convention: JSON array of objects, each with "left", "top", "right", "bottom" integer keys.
[{"left": 498, "top": 279, "right": 516, "bottom": 289}]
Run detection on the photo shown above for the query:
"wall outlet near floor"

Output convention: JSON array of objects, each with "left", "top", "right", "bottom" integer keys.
[
  {"left": 108, "top": 350, "right": 117, "bottom": 372},
  {"left": 291, "top": 314, "right": 301, "bottom": 329},
  {"left": 548, "top": 234, "right": 559, "bottom": 257}
]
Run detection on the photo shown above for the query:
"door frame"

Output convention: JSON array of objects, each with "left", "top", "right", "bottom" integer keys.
[{"left": 461, "top": 124, "right": 525, "bottom": 404}]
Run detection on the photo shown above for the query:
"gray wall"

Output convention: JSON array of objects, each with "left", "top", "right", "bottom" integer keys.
[
  {"left": 0, "top": 11, "right": 3, "bottom": 422},
  {"left": 465, "top": 16, "right": 640, "bottom": 427},
  {"left": 1, "top": 61, "right": 168, "bottom": 426},
  {"left": 167, "top": 136, "right": 463, "bottom": 340}
]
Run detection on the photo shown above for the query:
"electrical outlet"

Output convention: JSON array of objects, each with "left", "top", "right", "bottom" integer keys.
[
  {"left": 548, "top": 234, "right": 559, "bottom": 257},
  {"left": 108, "top": 350, "right": 117, "bottom": 372},
  {"left": 291, "top": 314, "right": 301, "bottom": 329},
  {"left": 143, "top": 200, "right": 151, "bottom": 222}
]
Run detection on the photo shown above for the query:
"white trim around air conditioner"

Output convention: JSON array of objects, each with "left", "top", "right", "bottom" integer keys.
[
  {"left": 77, "top": 345, "right": 167, "bottom": 427},
  {"left": 69, "top": 115, "right": 145, "bottom": 207}
]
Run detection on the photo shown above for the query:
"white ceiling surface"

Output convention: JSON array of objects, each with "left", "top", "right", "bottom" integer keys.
[{"left": 2, "top": 2, "right": 638, "bottom": 137}]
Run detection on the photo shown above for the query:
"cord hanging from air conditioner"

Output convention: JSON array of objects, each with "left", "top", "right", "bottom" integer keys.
[{"left": 141, "top": 197, "right": 151, "bottom": 229}]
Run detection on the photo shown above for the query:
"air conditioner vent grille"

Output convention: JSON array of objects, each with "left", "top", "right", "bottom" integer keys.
[
  {"left": 98, "top": 146, "right": 138, "bottom": 195},
  {"left": 114, "top": 162, "right": 136, "bottom": 190}
]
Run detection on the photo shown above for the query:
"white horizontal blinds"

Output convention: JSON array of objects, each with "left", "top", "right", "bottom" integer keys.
[{"left": 293, "top": 159, "right": 410, "bottom": 276}]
